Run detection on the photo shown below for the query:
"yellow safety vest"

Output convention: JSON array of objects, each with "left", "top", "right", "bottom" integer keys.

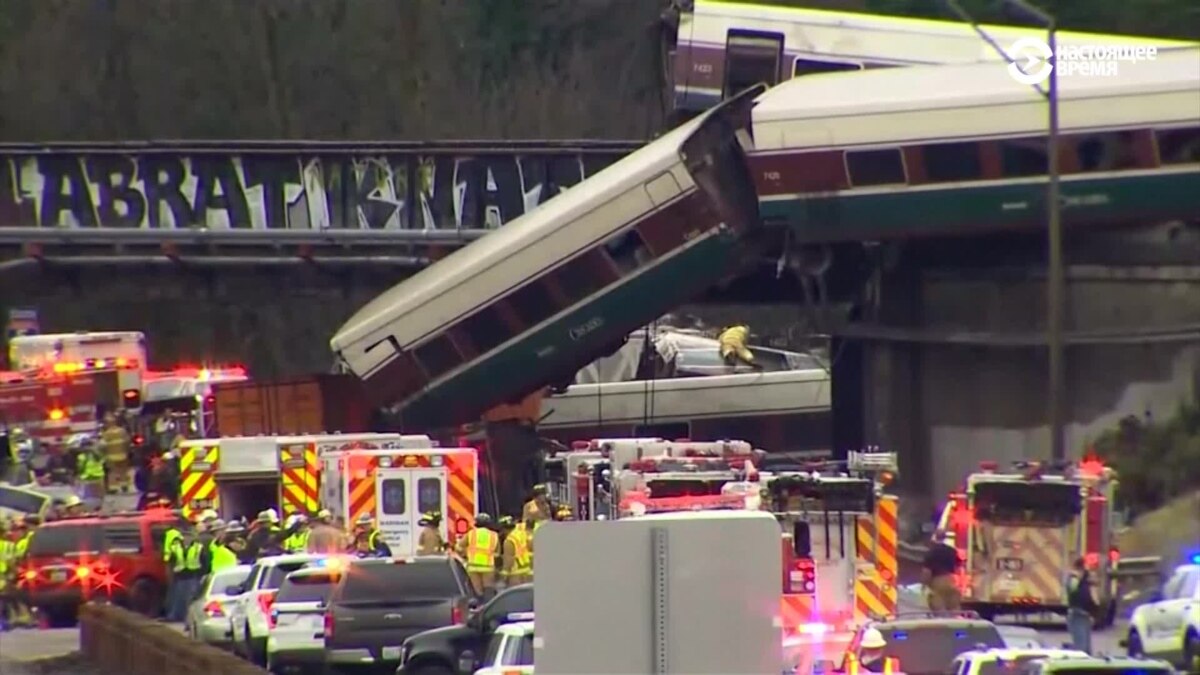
[
  {"left": 464, "top": 528, "right": 498, "bottom": 572},
  {"left": 284, "top": 530, "right": 310, "bottom": 552},
  {"left": 509, "top": 527, "right": 532, "bottom": 574},
  {"left": 0, "top": 539, "right": 12, "bottom": 574},
  {"left": 209, "top": 542, "right": 238, "bottom": 572},
  {"left": 15, "top": 532, "right": 32, "bottom": 558},
  {"left": 178, "top": 541, "right": 203, "bottom": 572},
  {"left": 78, "top": 452, "right": 105, "bottom": 481}
]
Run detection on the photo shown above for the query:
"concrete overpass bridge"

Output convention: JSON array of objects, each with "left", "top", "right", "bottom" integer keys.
[{"left": 2, "top": 141, "right": 1198, "bottom": 508}]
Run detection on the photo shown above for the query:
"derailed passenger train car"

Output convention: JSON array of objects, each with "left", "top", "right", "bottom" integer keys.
[{"left": 331, "top": 86, "right": 766, "bottom": 428}]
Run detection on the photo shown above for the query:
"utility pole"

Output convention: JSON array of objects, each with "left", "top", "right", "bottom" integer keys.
[{"left": 942, "top": 0, "right": 1064, "bottom": 460}]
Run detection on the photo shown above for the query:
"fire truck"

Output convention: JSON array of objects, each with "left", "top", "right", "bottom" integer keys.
[
  {"left": 8, "top": 331, "right": 147, "bottom": 396},
  {"left": 320, "top": 445, "right": 479, "bottom": 557},
  {"left": 937, "top": 457, "right": 1120, "bottom": 626},
  {"left": 177, "top": 433, "right": 433, "bottom": 519},
  {"left": 0, "top": 362, "right": 143, "bottom": 448}
]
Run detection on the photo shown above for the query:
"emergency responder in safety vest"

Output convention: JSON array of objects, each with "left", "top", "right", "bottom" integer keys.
[
  {"left": 99, "top": 412, "right": 132, "bottom": 494},
  {"left": 522, "top": 485, "right": 552, "bottom": 524},
  {"left": 0, "top": 519, "right": 13, "bottom": 629},
  {"left": 281, "top": 514, "right": 310, "bottom": 553},
  {"left": 167, "top": 532, "right": 205, "bottom": 621},
  {"left": 417, "top": 511, "right": 445, "bottom": 555},
  {"left": 352, "top": 515, "right": 391, "bottom": 558},
  {"left": 501, "top": 517, "right": 532, "bottom": 586},
  {"left": 245, "top": 509, "right": 283, "bottom": 559},
  {"left": 717, "top": 324, "right": 761, "bottom": 370},
  {"left": 61, "top": 494, "right": 86, "bottom": 518},
  {"left": 70, "top": 434, "right": 106, "bottom": 510},
  {"left": 162, "top": 522, "right": 188, "bottom": 621},
  {"left": 849, "top": 627, "right": 899, "bottom": 674},
  {"left": 458, "top": 514, "right": 499, "bottom": 595},
  {"left": 6, "top": 517, "right": 34, "bottom": 627},
  {"left": 201, "top": 520, "right": 239, "bottom": 574}
]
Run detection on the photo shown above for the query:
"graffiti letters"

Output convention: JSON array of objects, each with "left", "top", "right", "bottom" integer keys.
[{"left": 0, "top": 147, "right": 629, "bottom": 230}]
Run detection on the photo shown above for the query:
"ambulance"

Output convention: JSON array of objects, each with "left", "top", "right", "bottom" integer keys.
[
  {"left": 177, "top": 433, "right": 433, "bottom": 519},
  {"left": 320, "top": 445, "right": 479, "bottom": 557}
]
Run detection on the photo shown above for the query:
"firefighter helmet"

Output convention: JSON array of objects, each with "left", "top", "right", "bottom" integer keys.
[
  {"left": 860, "top": 627, "right": 887, "bottom": 650},
  {"left": 474, "top": 513, "right": 493, "bottom": 527}
]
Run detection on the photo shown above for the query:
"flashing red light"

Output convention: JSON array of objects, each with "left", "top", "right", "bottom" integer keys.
[
  {"left": 455, "top": 518, "right": 469, "bottom": 535},
  {"left": 1108, "top": 548, "right": 1120, "bottom": 564},
  {"left": 22, "top": 569, "right": 37, "bottom": 583},
  {"left": 122, "top": 388, "right": 142, "bottom": 407},
  {"left": 48, "top": 408, "right": 66, "bottom": 421},
  {"left": 978, "top": 461, "right": 999, "bottom": 471},
  {"left": 451, "top": 603, "right": 464, "bottom": 624},
  {"left": 257, "top": 591, "right": 277, "bottom": 623},
  {"left": 1084, "top": 552, "right": 1100, "bottom": 569},
  {"left": 571, "top": 440, "right": 589, "bottom": 450},
  {"left": 323, "top": 611, "right": 334, "bottom": 639},
  {"left": 204, "top": 600, "right": 225, "bottom": 618},
  {"left": 132, "top": 434, "right": 145, "bottom": 446},
  {"left": 74, "top": 565, "right": 90, "bottom": 580}
]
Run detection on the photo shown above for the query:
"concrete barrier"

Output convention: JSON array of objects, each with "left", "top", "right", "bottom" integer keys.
[{"left": 79, "top": 603, "right": 267, "bottom": 675}]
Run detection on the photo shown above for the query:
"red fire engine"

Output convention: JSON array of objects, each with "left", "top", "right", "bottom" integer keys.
[
  {"left": 0, "top": 364, "right": 138, "bottom": 447},
  {"left": 937, "top": 457, "right": 1120, "bottom": 626}
]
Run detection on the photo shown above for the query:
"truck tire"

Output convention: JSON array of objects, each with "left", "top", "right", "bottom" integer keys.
[
  {"left": 1184, "top": 629, "right": 1198, "bottom": 673},
  {"left": 129, "top": 577, "right": 164, "bottom": 617},
  {"left": 1126, "top": 628, "right": 1144, "bottom": 657}
]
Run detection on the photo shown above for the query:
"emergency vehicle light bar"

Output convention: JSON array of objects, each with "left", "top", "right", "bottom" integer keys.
[
  {"left": 52, "top": 357, "right": 139, "bottom": 374},
  {"left": 619, "top": 492, "right": 748, "bottom": 513}
]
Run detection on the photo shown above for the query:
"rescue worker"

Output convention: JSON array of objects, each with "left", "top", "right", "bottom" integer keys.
[
  {"left": 244, "top": 509, "right": 283, "bottom": 559},
  {"left": 167, "top": 531, "right": 205, "bottom": 621},
  {"left": 458, "top": 514, "right": 499, "bottom": 595},
  {"left": 416, "top": 511, "right": 445, "bottom": 555},
  {"left": 61, "top": 494, "right": 86, "bottom": 518},
  {"left": 717, "top": 324, "right": 761, "bottom": 370},
  {"left": 522, "top": 485, "right": 552, "bottom": 524},
  {"left": 7, "top": 517, "right": 34, "bottom": 628},
  {"left": 3, "top": 429, "right": 36, "bottom": 485},
  {"left": 852, "top": 627, "right": 898, "bottom": 673},
  {"left": 306, "top": 509, "right": 349, "bottom": 555},
  {"left": 162, "top": 520, "right": 187, "bottom": 621},
  {"left": 351, "top": 514, "right": 391, "bottom": 558},
  {"left": 200, "top": 520, "right": 239, "bottom": 574},
  {"left": 99, "top": 412, "right": 132, "bottom": 494},
  {"left": 502, "top": 517, "right": 532, "bottom": 586},
  {"left": 224, "top": 522, "right": 253, "bottom": 564},
  {"left": 67, "top": 433, "right": 105, "bottom": 511},
  {"left": 1066, "top": 557, "right": 1096, "bottom": 654},
  {"left": 281, "top": 514, "right": 310, "bottom": 553},
  {"left": 0, "top": 519, "right": 12, "bottom": 630},
  {"left": 922, "top": 529, "right": 961, "bottom": 611}
]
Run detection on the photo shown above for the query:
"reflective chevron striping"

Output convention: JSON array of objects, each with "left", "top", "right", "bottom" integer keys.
[
  {"left": 179, "top": 442, "right": 219, "bottom": 518},
  {"left": 279, "top": 444, "right": 319, "bottom": 516},
  {"left": 855, "top": 495, "right": 899, "bottom": 621}
]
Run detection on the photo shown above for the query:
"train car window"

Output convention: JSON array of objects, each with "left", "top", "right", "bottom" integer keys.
[
  {"left": 793, "top": 59, "right": 861, "bottom": 78},
  {"left": 999, "top": 137, "right": 1048, "bottom": 177},
  {"left": 460, "top": 305, "right": 509, "bottom": 355},
  {"left": 506, "top": 279, "right": 557, "bottom": 328},
  {"left": 549, "top": 250, "right": 610, "bottom": 306},
  {"left": 1074, "top": 131, "right": 1140, "bottom": 172},
  {"left": 413, "top": 335, "right": 463, "bottom": 380},
  {"left": 922, "top": 142, "right": 983, "bottom": 182},
  {"left": 846, "top": 149, "right": 906, "bottom": 187},
  {"left": 603, "top": 229, "right": 651, "bottom": 274},
  {"left": 1155, "top": 126, "right": 1200, "bottom": 164}
]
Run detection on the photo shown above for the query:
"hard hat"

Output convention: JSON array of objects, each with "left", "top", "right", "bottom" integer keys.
[
  {"left": 555, "top": 506, "right": 573, "bottom": 517},
  {"left": 497, "top": 515, "right": 514, "bottom": 528},
  {"left": 285, "top": 514, "right": 306, "bottom": 529},
  {"left": 417, "top": 514, "right": 432, "bottom": 526},
  {"left": 860, "top": 627, "right": 887, "bottom": 650},
  {"left": 64, "top": 494, "right": 83, "bottom": 508},
  {"left": 475, "top": 513, "right": 493, "bottom": 527},
  {"left": 531, "top": 484, "right": 548, "bottom": 496},
  {"left": 211, "top": 519, "right": 227, "bottom": 530},
  {"left": 200, "top": 509, "right": 219, "bottom": 522},
  {"left": 316, "top": 509, "right": 332, "bottom": 520},
  {"left": 266, "top": 508, "right": 280, "bottom": 523},
  {"left": 356, "top": 514, "right": 373, "bottom": 526}
]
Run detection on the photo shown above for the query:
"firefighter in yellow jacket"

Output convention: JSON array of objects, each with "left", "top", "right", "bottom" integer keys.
[
  {"left": 522, "top": 485, "right": 552, "bottom": 524},
  {"left": 718, "top": 324, "right": 761, "bottom": 370},
  {"left": 457, "top": 514, "right": 499, "bottom": 595},
  {"left": 416, "top": 511, "right": 445, "bottom": 555},
  {"left": 502, "top": 518, "right": 532, "bottom": 586}
]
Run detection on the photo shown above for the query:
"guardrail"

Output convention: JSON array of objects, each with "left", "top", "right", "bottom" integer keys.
[{"left": 79, "top": 603, "right": 267, "bottom": 675}]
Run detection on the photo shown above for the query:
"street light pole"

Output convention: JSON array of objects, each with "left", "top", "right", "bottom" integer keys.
[{"left": 943, "top": 0, "right": 1065, "bottom": 460}]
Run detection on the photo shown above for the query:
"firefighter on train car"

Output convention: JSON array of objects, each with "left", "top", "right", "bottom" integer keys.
[{"left": 717, "top": 324, "right": 762, "bottom": 370}]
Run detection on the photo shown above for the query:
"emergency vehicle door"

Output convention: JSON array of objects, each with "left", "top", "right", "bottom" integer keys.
[{"left": 375, "top": 468, "right": 447, "bottom": 557}]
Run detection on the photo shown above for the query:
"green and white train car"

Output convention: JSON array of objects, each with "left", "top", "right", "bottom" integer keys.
[
  {"left": 331, "top": 88, "right": 766, "bottom": 425},
  {"left": 748, "top": 48, "right": 1200, "bottom": 242}
]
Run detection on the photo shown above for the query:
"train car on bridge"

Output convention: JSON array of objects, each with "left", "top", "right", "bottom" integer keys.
[
  {"left": 749, "top": 48, "right": 1200, "bottom": 243},
  {"left": 670, "top": 0, "right": 1195, "bottom": 113},
  {"left": 331, "top": 87, "right": 765, "bottom": 427}
]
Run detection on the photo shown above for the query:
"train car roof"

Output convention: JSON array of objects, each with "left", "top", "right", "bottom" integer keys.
[
  {"left": 332, "top": 114, "right": 711, "bottom": 351},
  {"left": 689, "top": 1, "right": 1193, "bottom": 62},
  {"left": 751, "top": 48, "right": 1200, "bottom": 147}
]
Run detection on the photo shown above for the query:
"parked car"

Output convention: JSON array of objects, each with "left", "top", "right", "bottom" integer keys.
[
  {"left": 184, "top": 564, "right": 253, "bottom": 648},
  {"left": 18, "top": 509, "right": 187, "bottom": 624},
  {"left": 948, "top": 647, "right": 1088, "bottom": 675},
  {"left": 1126, "top": 561, "right": 1200, "bottom": 672},
  {"left": 267, "top": 563, "right": 341, "bottom": 674},
  {"left": 324, "top": 556, "right": 476, "bottom": 671},
  {"left": 841, "top": 612, "right": 1005, "bottom": 675},
  {"left": 473, "top": 616, "right": 535, "bottom": 675},
  {"left": 398, "top": 583, "right": 534, "bottom": 675},
  {"left": 227, "top": 553, "right": 328, "bottom": 665},
  {"left": 1022, "top": 655, "right": 1175, "bottom": 675}
]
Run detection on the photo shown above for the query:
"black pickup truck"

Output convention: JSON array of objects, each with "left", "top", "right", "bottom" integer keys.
[
  {"left": 397, "top": 583, "right": 534, "bottom": 675},
  {"left": 323, "top": 557, "right": 476, "bottom": 672}
]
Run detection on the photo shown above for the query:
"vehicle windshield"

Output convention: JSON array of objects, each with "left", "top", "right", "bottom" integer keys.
[
  {"left": 0, "top": 486, "right": 49, "bottom": 514},
  {"left": 873, "top": 624, "right": 1004, "bottom": 675},
  {"left": 28, "top": 524, "right": 104, "bottom": 556},
  {"left": 263, "top": 561, "right": 315, "bottom": 589},
  {"left": 341, "top": 561, "right": 462, "bottom": 601},
  {"left": 277, "top": 573, "right": 338, "bottom": 603},
  {"left": 209, "top": 568, "right": 251, "bottom": 596},
  {"left": 973, "top": 482, "right": 1081, "bottom": 525}
]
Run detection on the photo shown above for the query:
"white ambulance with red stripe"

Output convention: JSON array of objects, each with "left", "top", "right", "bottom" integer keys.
[
  {"left": 320, "top": 445, "right": 479, "bottom": 557},
  {"left": 178, "top": 433, "right": 433, "bottom": 520}
]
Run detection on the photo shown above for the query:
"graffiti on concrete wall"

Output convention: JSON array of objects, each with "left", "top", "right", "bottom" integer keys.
[{"left": 0, "top": 148, "right": 632, "bottom": 230}]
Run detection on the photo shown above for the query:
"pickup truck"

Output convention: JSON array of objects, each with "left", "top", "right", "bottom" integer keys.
[
  {"left": 398, "top": 583, "right": 534, "bottom": 675},
  {"left": 323, "top": 556, "right": 476, "bottom": 670}
]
